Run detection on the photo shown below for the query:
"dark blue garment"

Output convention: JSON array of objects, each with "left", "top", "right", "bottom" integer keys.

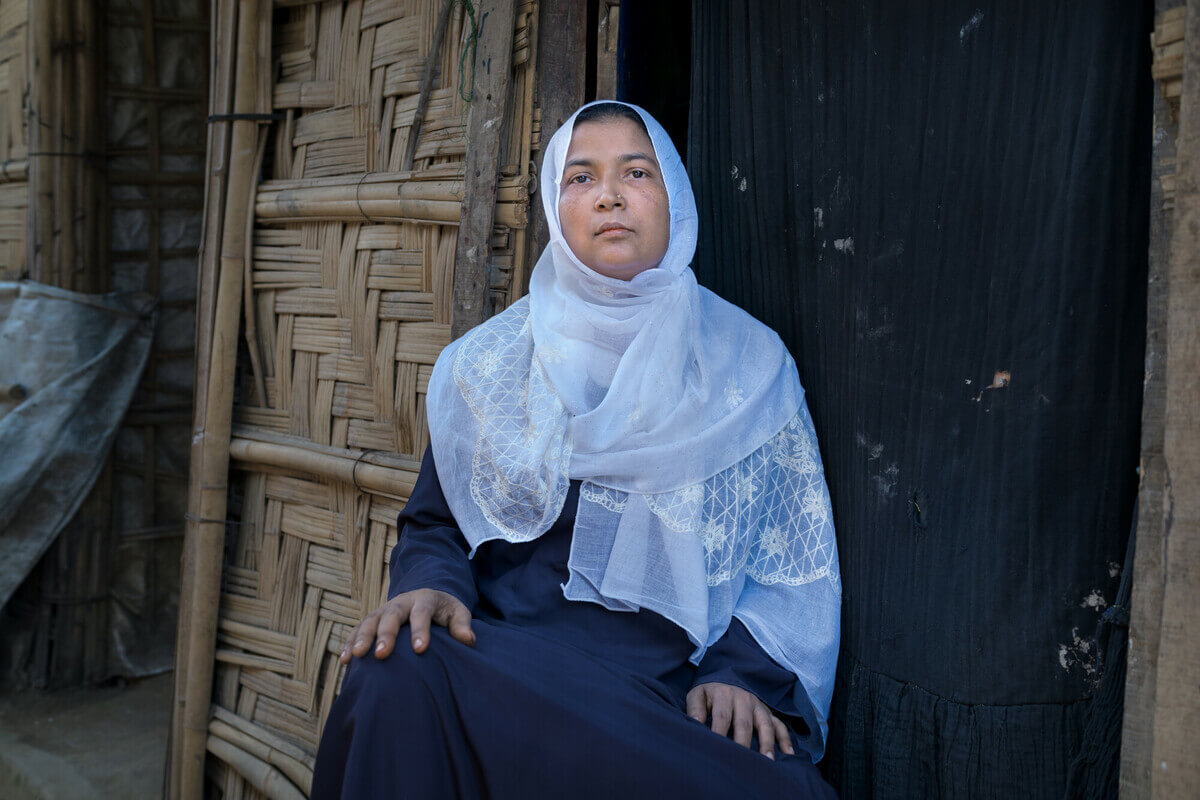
[{"left": 312, "top": 446, "right": 835, "bottom": 799}]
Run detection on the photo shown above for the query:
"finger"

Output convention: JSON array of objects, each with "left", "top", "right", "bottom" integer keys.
[
  {"left": 373, "top": 606, "right": 406, "bottom": 659},
  {"left": 409, "top": 598, "right": 434, "bottom": 653},
  {"left": 754, "top": 705, "right": 776, "bottom": 759},
  {"left": 773, "top": 717, "right": 794, "bottom": 756},
  {"left": 710, "top": 690, "right": 733, "bottom": 738},
  {"left": 686, "top": 687, "right": 708, "bottom": 725},
  {"left": 339, "top": 624, "right": 359, "bottom": 664},
  {"left": 444, "top": 600, "right": 475, "bottom": 646},
  {"left": 732, "top": 694, "right": 755, "bottom": 749},
  {"left": 350, "top": 613, "right": 380, "bottom": 658}
]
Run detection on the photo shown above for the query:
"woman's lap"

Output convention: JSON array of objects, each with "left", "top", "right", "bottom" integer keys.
[{"left": 312, "top": 619, "right": 835, "bottom": 799}]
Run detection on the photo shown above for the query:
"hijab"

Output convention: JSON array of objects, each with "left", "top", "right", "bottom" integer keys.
[{"left": 426, "top": 101, "right": 840, "bottom": 758}]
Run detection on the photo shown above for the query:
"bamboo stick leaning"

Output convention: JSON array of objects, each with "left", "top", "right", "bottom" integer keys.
[{"left": 174, "top": 0, "right": 267, "bottom": 795}]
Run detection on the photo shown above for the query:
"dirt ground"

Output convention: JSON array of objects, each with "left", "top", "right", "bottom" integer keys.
[{"left": 0, "top": 671, "right": 172, "bottom": 799}]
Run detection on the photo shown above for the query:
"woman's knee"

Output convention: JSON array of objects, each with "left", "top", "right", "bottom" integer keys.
[{"left": 338, "top": 643, "right": 444, "bottom": 721}]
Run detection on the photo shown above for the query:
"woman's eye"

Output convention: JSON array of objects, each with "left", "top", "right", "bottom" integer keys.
[
  {"left": 568, "top": 174, "right": 590, "bottom": 185},
  {"left": 630, "top": 169, "right": 647, "bottom": 179}
]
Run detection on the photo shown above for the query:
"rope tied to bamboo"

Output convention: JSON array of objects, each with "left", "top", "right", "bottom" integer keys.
[
  {"left": 354, "top": 173, "right": 384, "bottom": 223},
  {"left": 351, "top": 449, "right": 381, "bottom": 494}
]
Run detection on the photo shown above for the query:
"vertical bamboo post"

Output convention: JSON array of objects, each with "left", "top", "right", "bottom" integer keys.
[
  {"left": 173, "top": 0, "right": 263, "bottom": 794},
  {"left": 27, "top": 0, "right": 53, "bottom": 284},
  {"left": 1121, "top": 4, "right": 1180, "bottom": 795},
  {"left": 1134, "top": 0, "right": 1200, "bottom": 794},
  {"left": 521, "top": 0, "right": 587, "bottom": 297},
  {"left": 451, "top": 0, "right": 519, "bottom": 339}
]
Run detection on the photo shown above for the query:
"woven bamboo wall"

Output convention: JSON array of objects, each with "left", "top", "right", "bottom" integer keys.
[
  {"left": 204, "top": 1, "right": 538, "bottom": 794},
  {"left": 0, "top": 0, "right": 28, "bottom": 280}
]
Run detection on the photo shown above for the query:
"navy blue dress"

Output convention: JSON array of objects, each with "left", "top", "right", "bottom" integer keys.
[{"left": 311, "top": 446, "right": 835, "bottom": 799}]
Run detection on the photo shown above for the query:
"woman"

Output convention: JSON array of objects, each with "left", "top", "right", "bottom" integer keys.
[{"left": 311, "top": 101, "right": 841, "bottom": 798}]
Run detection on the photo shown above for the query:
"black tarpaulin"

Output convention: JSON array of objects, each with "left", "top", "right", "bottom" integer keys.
[{"left": 685, "top": 1, "right": 1150, "bottom": 796}]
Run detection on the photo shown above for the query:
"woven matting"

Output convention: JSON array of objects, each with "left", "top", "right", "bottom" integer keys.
[{"left": 206, "top": 1, "right": 538, "bottom": 796}]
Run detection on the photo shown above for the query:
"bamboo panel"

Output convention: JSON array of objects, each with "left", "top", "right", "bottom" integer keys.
[
  {"left": 28, "top": 0, "right": 103, "bottom": 292},
  {"left": 183, "top": 0, "right": 540, "bottom": 795},
  {"left": 0, "top": 0, "right": 26, "bottom": 281}
]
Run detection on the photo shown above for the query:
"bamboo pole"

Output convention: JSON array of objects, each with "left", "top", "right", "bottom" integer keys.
[
  {"left": 228, "top": 437, "right": 417, "bottom": 498},
  {"left": 206, "top": 734, "right": 307, "bottom": 800},
  {"left": 255, "top": 179, "right": 527, "bottom": 226},
  {"left": 27, "top": 0, "right": 53, "bottom": 284},
  {"left": 209, "top": 714, "right": 313, "bottom": 794},
  {"left": 176, "top": 0, "right": 264, "bottom": 794},
  {"left": 167, "top": 0, "right": 239, "bottom": 791},
  {"left": 452, "top": 0, "right": 519, "bottom": 338},
  {"left": 243, "top": 130, "right": 269, "bottom": 404},
  {"left": 401, "top": 0, "right": 454, "bottom": 172}
]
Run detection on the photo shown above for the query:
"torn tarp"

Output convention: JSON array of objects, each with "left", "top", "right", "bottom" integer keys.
[{"left": 0, "top": 281, "right": 156, "bottom": 610}]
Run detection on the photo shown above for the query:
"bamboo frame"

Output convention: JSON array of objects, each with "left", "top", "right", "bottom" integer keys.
[
  {"left": 166, "top": 0, "right": 240, "bottom": 786},
  {"left": 174, "top": 0, "right": 267, "bottom": 795}
]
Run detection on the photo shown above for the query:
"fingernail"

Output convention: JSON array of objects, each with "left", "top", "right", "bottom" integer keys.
[
  {"left": 414, "top": 638, "right": 423, "bottom": 649},
  {"left": 375, "top": 641, "right": 385, "bottom": 653},
  {"left": 766, "top": 752, "right": 775, "bottom": 760},
  {"left": 355, "top": 639, "right": 365, "bottom": 649}
]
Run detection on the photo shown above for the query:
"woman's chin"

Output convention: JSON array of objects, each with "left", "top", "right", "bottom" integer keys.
[{"left": 587, "top": 261, "right": 653, "bottom": 281}]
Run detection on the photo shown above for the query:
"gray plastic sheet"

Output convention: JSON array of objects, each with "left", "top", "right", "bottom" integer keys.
[{"left": 0, "top": 281, "right": 155, "bottom": 610}]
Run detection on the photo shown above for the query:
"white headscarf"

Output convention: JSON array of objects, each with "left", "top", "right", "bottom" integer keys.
[{"left": 427, "top": 101, "right": 840, "bottom": 757}]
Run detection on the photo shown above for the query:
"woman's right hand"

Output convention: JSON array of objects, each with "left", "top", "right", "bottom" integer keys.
[{"left": 339, "top": 588, "right": 475, "bottom": 664}]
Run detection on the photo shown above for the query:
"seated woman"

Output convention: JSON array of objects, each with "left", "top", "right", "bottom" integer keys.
[{"left": 311, "top": 101, "right": 841, "bottom": 799}]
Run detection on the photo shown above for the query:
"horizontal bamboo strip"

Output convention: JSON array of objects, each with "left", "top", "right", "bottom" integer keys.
[
  {"left": 252, "top": 695, "right": 321, "bottom": 750},
  {"left": 215, "top": 649, "right": 295, "bottom": 674},
  {"left": 264, "top": 474, "right": 330, "bottom": 506},
  {"left": 209, "top": 716, "right": 313, "bottom": 795},
  {"left": 256, "top": 178, "right": 527, "bottom": 226},
  {"left": 212, "top": 706, "right": 315, "bottom": 768},
  {"left": 229, "top": 438, "right": 418, "bottom": 497},
  {"left": 217, "top": 618, "right": 298, "bottom": 662},
  {"left": 0, "top": 159, "right": 27, "bottom": 182}
]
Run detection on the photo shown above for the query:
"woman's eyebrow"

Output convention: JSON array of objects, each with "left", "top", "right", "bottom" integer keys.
[{"left": 563, "top": 152, "right": 657, "bottom": 171}]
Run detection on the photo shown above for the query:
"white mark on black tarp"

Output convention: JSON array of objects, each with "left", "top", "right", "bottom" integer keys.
[
  {"left": 730, "top": 165, "right": 747, "bottom": 192},
  {"left": 1080, "top": 590, "right": 1107, "bottom": 610},
  {"left": 1058, "top": 626, "right": 1097, "bottom": 678},
  {"left": 960, "top": 10, "right": 984, "bottom": 46},
  {"left": 855, "top": 431, "right": 884, "bottom": 461},
  {"left": 872, "top": 463, "right": 900, "bottom": 499},
  {"left": 833, "top": 237, "right": 854, "bottom": 254}
]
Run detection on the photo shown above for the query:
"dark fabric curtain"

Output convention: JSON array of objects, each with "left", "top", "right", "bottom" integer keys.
[{"left": 687, "top": 1, "right": 1151, "bottom": 796}]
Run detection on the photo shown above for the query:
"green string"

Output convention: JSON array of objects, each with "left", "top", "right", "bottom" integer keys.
[{"left": 456, "top": 0, "right": 479, "bottom": 103}]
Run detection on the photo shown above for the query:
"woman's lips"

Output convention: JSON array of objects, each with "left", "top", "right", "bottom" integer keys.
[{"left": 596, "top": 224, "right": 632, "bottom": 236}]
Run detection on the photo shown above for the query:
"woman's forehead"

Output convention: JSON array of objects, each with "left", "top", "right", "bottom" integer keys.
[{"left": 563, "top": 118, "right": 659, "bottom": 168}]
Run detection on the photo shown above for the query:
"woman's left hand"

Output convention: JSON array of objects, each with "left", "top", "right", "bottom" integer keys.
[{"left": 686, "top": 682, "right": 795, "bottom": 759}]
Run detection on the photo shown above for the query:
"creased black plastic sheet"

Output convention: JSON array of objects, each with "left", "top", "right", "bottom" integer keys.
[
  {"left": 686, "top": 0, "right": 1150, "bottom": 796},
  {"left": 0, "top": 281, "right": 155, "bottom": 610}
]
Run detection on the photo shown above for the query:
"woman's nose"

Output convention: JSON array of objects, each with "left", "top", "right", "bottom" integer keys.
[{"left": 594, "top": 180, "right": 625, "bottom": 210}]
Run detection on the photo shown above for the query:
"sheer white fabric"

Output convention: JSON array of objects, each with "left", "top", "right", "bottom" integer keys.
[{"left": 426, "top": 101, "right": 841, "bottom": 755}]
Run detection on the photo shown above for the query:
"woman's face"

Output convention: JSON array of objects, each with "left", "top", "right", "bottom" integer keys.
[{"left": 558, "top": 117, "right": 670, "bottom": 281}]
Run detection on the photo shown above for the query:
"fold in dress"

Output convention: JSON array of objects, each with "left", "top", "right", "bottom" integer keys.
[{"left": 311, "top": 446, "right": 836, "bottom": 799}]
